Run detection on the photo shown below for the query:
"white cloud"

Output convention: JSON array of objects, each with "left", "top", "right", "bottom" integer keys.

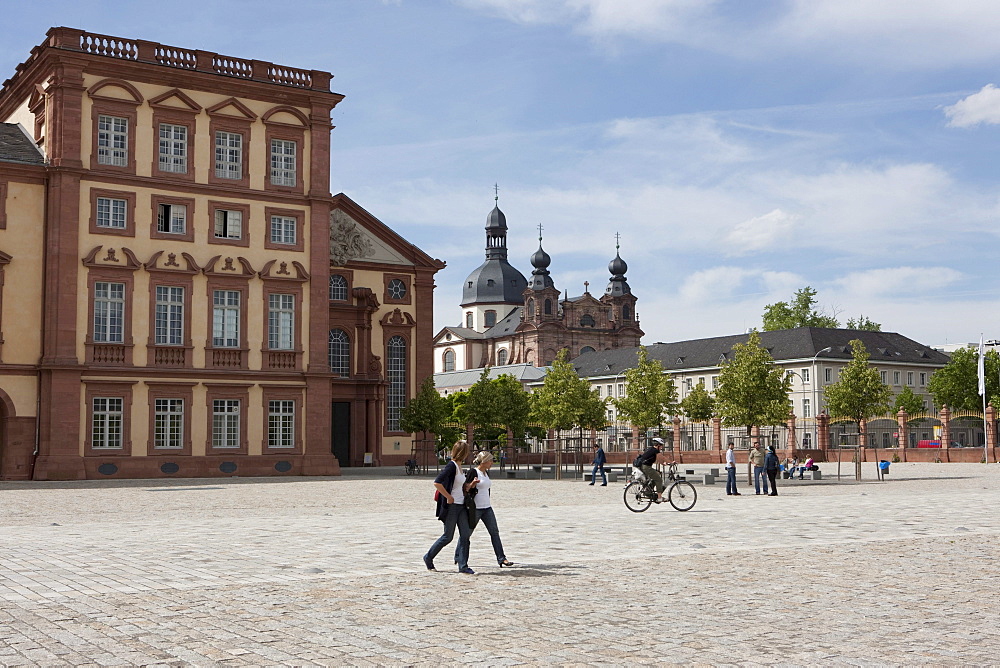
[
  {"left": 944, "top": 84, "right": 1000, "bottom": 127},
  {"left": 833, "top": 266, "right": 964, "bottom": 298},
  {"left": 723, "top": 209, "right": 800, "bottom": 254}
]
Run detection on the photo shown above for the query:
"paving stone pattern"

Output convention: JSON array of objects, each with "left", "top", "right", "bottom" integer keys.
[{"left": 0, "top": 463, "right": 997, "bottom": 666}]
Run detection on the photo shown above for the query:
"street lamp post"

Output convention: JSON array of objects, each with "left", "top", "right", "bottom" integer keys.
[{"left": 810, "top": 347, "right": 833, "bottom": 451}]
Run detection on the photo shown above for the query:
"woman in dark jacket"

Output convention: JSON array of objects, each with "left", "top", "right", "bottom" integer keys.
[
  {"left": 423, "top": 440, "right": 476, "bottom": 574},
  {"left": 764, "top": 445, "right": 780, "bottom": 496}
]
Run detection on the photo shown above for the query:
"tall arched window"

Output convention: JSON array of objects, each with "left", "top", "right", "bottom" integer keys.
[
  {"left": 544, "top": 299, "right": 552, "bottom": 315},
  {"left": 329, "top": 274, "right": 348, "bottom": 301},
  {"left": 465, "top": 312, "right": 473, "bottom": 328},
  {"left": 497, "top": 349, "right": 508, "bottom": 366},
  {"left": 623, "top": 305, "right": 631, "bottom": 320},
  {"left": 485, "top": 310, "right": 497, "bottom": 328},
  {"left": 527, "top": 299, "right": 535, "bottom": 317},
  {"left": 443, "top": 349, "right": 455, "bottom": 372},
  {"left": 328, "top": 329, "right": 350, "bottom": 376},
  {"left": 387, "top": 336, "right": 407, "bottom": 431}
]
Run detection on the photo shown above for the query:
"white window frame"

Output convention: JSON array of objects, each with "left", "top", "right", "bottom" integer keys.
[
  {"left": 92, "top": 397, "right": 124, "bottom": 449},
  {"left": 96, "top": 196, "right": 127, "bottom": 229},
  {"left": 268, "top": 294, "right": 295, "bottom": 350},
  {"left": 881, "top": 370, "right": 888, "bottom": 384},
  {"left": 894, "top": 371, "right": 901, "bottom": 386},
  {"left": 93, "top": 281, "right": 125, "bottom": 343},
  {"left": 212, "top": 290, "right": 240, "bottom": 348},
  {"left": 388, "top": 279, "right": 407, "bottom": 300},
  {"left": 212, "top": 399, "right": 240, "bottom": 449},
  {"left": 214, "top": 131, "right": 243, "bottom": 179},
  {"left": 329, "top": 329, "right": 350, "bottom": 376},
  {"left": 907, "top": 371, "right": 914, "bottom": 386},
  {"left": 157, "top": 203, "right": 186, "bottom": 234},
  {"left": 154, "top": 286, "right": 184, "bottom": 346},
  {"left": 329, "top": 275, "right": 348, "bottom": 301},
  {"left": 824, "top": 367, "right": 832, "bottom": 383},
  {"left": 268, "top": 400, "right": 295, "bottom": 448},
  {"left": 214, "top": 209, "right": 242, "bottom": 240},
  {"left": 269, "top": 215, "right": 296, "bottom": 245},
  {"left": 801, "top": 368, "right": 809, "bottom": 382},
  {"left": 154, "top": 398, "right": 184, "bottom": 449},
  {"left": 270, "top": 139, "right": 296, "bottom": 186},
  {"left": 803, "top": 398, "right": 811, "bottom": 418},
  {"left": 920, "top": 372, "right": 927, "bottom": 386},
  {"left": 97, "top": 114, "right": 128, "bottom": 166},
  {"left": 158, "top": 123, "right": 187, "bottom": 173}
]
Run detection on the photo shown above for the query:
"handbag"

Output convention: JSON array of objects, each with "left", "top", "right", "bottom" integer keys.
[{"left": 464, "top": 467, "right": 480, "bottom": 529}]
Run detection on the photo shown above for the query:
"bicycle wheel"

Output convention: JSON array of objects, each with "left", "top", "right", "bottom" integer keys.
[
  {"left": 668, "top": 480, "right": 697, "bottom": 511},
  {"left": 623, "top": 481, "right": 653, "bottom": 512}
]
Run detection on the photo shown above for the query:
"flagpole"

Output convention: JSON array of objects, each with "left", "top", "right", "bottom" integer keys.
[{"left": 980, "top": 335, "right": 988, "bottom": 463}]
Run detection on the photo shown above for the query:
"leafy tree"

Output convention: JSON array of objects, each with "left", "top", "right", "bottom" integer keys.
[
  {"left": 893, "top": 385, "right": 925, "bottom": 416},
  {"left": 762, "top": 286, "right": 839, "bottom": 331},
  {"left": 531, "top": 350, "right": 601, "bottom": 435},
  {"left": 614, "top": 347, "right": 678, "bottom": 436},
  {"left": 824, "top": 339, "right": 892, "bottom": 432},
  {"left": 461, "top": 369, "right": 533, "bottom": 447},
  {"left": 491, "top": 373, "right": 533, "bottom": 439},
  {"left": 927, "top": 346, "right": 1000, "bottom": 411},
  {"left": 680, "top": 380, "right": 715, "bottom": 450},
  {"left": 715, "top": 331, "right": 791, "bottom": 435},
  {"left": 845, "top": 315, "right": 882, "bottom": 331},
  {"left": 400, "top": 376, "right": 450, "bottom": 445}
]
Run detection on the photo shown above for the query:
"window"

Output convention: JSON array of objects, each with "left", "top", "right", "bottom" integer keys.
[
  {"left": 893, "top": 371, "right": 901, "bottom": 385},
  {"left": 484, "top": 310, "right": 496, "bottom": 328},
  {"left": 93, "top": 282, "right": 125, "bottom": 343},
  {"left": 97, "top": 115, "right": 128, "bottom": 166},
  {"left": 623, "top": 305, "right": 631, "bottom": 320},
  {"left": 803, "top": 398, "right": 811, "bottom": 418},
  {"left": 824, "top": 367, "right": 832, "bottom": 383},
  {"left": 581, "top": 346, "right": 595, "bottom": 354},
  {"left": 465, "top": 312, "right": 473, "bottom": 328},
  {"left": 158, "top": 123, "right": 187, "bottom": 173},
  {"left": 96, "top": 197, "right": 127, "bottom": 229},
  {"left": 497, "top": 348, "right": 508, "bottom": 365},
  {"left": 606, "top": 384, "right": 613, "bottom": 396},
  {"left": 92, "top": 397, "right": 124, "bottom": 449},
  {"left": 544, "top": 299, "right": 552, "bottom": 315},
  {"left": 712, "top": 376, "right": 719, "bottom": 390},
  {"left": 443, "top": 349, "right": 455, "bottom": 372},
  {"left": 212, "top": 399, "right": 240, "bottom": 448},
  {"left": 801, "top": 368, "right": 810, "bottom": 382},
  {"left": 154, "top": 399, "right": 184, "bottom": 449},
  {"left": 388, "top": 278, "right": 407, "bottom": 300},
  {"left": 157, "top": 203, "right": 186, "bottom": 234},
  {"left": 803, "top": 433, "right": 812, "bottom": 447},
  {"left": 581, "top": 314, "right": 595, "bottom": 327},
  {"left": 617, "top": 383, "right": 625, "bottom": 397},
  {"left": 212, "top": 290, "right": 240, "bottom": 347},
  {"left": 907, "top": 371, "right": 914, "bottom": 386},
  {"left": 268, "top": 400, "right": 295, "bottom": 448},
  {"left": 881, "top": 370, "right": 888, "bottom": 384},
  {"left": 269, "top": 215, "right": 296, "bottom": 245},
  {"left": 387, "top": 336, "right": 406, "bottom": 431},
  {"left": 270, "top": 139, "right": 296, "bottom": 186},
  {"left": 527, "top": 299, "right": 535, "bottom": 317},
  {"left": 329, "top": 329, "right": 350, "bottom": 376},
  {"left": 596, "top": 386, "right": 601, "bottom": 397},
  {"left": 685, "top": 378, "right": 693, "bottom": 390},
  {"left": 214, "top": 209, "right": 242, "bottom": 240},
  {"left": 215, "top": 131, "right": 243, "bottom": 179},
  {"left": 329, "top": 275, "right": 348, "bottom": 301},
  {"left": 154, "top": 286, "right": 184, "bottom": 345},
  {"left": 920, "top": 372, "right": 927, "bottom": 386},
  {"left": 268, "top": 294, "right": 295, "bottom": 350}
]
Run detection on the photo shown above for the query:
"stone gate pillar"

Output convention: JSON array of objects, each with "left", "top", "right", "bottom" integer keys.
[
  {"left": 896, "top": 409, "right": 908, "bottom": 461},
  {"left": 672, "top": 416, "right": 682, "bottom": 462},
  {"left": 786, "top": 412, "right": 797, "bottom": 454},
  {"left": 712, "top": 417, "right": 722, "bottom": 462},
  {"left": 986, "top": 403, "right": 997, "bottom": 462},
  {"left": 940, "top": 405, "right": 951, "bottom": 461},
  {"left": 817, "top": 411, "right": 829, "bottom": 455}
]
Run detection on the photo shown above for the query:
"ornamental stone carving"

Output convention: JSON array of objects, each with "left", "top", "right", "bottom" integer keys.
[{"left": 330, "top": 210, "right": 374, "bottom": 266}]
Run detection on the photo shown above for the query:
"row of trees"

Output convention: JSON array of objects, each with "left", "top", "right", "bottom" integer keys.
[{"left": 402, "top": 328, "right": 995, "bottom": 453}]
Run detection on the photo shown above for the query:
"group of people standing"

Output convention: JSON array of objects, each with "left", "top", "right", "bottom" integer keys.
[
  {"left": 423, "top": 440, "right": 513, "bottom": 575},
  {"left": 726, "top": 440, "right": 781, "bottom": 496}
]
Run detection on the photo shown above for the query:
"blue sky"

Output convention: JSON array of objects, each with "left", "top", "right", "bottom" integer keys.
[{"left": 4, "top": 0, "right": 1000, "bottom": 347}]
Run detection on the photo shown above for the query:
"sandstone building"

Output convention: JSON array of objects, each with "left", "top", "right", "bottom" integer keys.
[{"left": 0, "top": 28, "right": 442, "bottom": 479}]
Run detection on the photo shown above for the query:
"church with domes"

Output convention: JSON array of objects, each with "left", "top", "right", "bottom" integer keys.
[{"left": 432, "top": 201, "right": 644, "bottom": 373}]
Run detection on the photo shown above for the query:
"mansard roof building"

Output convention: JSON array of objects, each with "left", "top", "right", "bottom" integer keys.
[{"left": 433, "top": 202, "right": 643, "bottom": 372}]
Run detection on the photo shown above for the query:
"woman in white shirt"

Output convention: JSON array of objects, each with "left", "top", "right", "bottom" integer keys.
[{"left": 469, "top": 451, "right": 514, "bottom": 567}]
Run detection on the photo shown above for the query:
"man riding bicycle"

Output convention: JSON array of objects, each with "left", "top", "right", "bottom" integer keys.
[{"left": 636, "top": 438, "right": 666, "bottom": 503}]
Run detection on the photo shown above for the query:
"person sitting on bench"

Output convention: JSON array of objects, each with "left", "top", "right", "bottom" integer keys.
[{"left": 798, "top": 457, "right": 818, "bottom": 479}]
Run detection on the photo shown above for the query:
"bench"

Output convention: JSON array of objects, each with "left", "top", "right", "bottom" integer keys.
[
  {"left": 788, "top": 469, "right": 822, "bottom": 480},
  {"left": 681, "top": 468, "right": 718, "bottom": 485},
  {"left": 584, "top": 470, "right": 619, "bottom": 483}
]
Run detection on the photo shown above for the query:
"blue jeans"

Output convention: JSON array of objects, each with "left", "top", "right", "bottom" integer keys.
[
  {"left": 753, "top": 466, "right": 769, "bottom": 494},
  {"left": 590, "top": 464, "right": 607, "bottom": 485},
  {"left": 473, "top": 506, "right": 508, "bottom": 565},
  {"left": 426, "top": 502, "right": 471, "bottom": 570},
  {"left": 726, "top": 466, "right": 738, "bottom": 494}
]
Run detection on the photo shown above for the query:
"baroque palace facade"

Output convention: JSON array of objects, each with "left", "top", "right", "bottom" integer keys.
[{"left": 0, "top": 28, "right": 442, "bottom": 480}]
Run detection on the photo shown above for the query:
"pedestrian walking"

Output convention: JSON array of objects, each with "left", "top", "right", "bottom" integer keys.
[
  {"left": 589, "top": 443, "right": 607, "bottom": 486},
  {"left": 750, "top": 440, "right": 768, "bottom": 495},
  {"left": 725, "top": 442, "right": 740, "bottom": 496},
  {"left": 765, "top": 445, "right": 780, "bottom": 496},
  {"left": 423, "top": 440, "right": 476, "bottom": 575},
  {"left": 466, "top": 451, "right": 514, "bottom": 568}
]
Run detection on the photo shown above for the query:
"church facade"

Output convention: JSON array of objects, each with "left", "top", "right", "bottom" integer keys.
[{"left": 433, "top": 203, "right": 643, "bottom": 373}]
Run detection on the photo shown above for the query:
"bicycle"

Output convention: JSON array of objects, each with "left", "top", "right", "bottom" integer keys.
[
  {"left": 623, "top": 464, "right": 697, "bottom": 512},
  {"left": 404, "top": 458, "right": 418, "bottom": 475}
]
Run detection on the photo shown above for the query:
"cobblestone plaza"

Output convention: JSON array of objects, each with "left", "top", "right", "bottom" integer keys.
[{"left": 0, "top": 463, "right": 997, "bottom": 665}]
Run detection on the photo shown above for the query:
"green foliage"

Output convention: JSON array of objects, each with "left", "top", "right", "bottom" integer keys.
[
  {"left": 824, "top": 339, "right": 892, "bottom": 426},
  {"left": 845, "top": 315, "right": 882, "bottom": 331},
  {"left": 762, "top": 286, "right": 839, "bottom": 331},
  {"left": 893, "top": 385, "right": 925, "bottom": 416},
  {"left": 399, "top": 376, "right": 449, "bottom": 435},
  {"left": 715, "top": 331, "right": 791, "bottom": 434},
  {"left": 531, "top": 350, "right": 606, "bottom": 433},
  {"left": 614, "top": 347, "right": 678, "bottom": 433},
  {"left": 927, "top": 346, "right": 1000, "bottom": 411},
  {"left": 463, "top": 368, "right": 533, "bottom": 437},
  {"left": 680, "top": 381, "right": 715, "bottom": 422}
]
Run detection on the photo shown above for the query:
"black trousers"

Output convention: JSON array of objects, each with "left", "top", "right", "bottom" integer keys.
[{"left": 766, "top": 469, "right": 778, "bottom": 495}]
